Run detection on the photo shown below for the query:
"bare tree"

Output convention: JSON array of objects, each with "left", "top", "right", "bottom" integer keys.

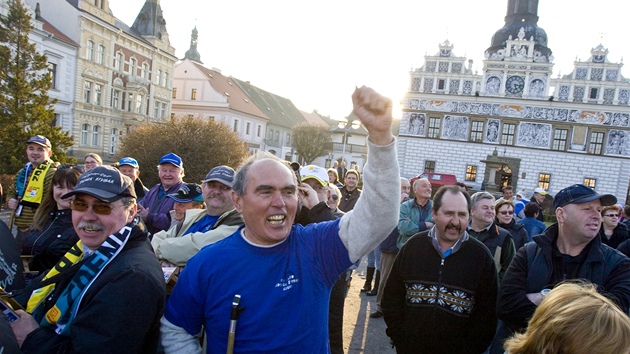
[{"left": 291, "top": 122, "right": 332, "bottom": 165}]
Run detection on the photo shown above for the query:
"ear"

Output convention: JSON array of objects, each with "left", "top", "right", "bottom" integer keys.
[
  {"left": 555, "top": 207, "right": 565, "bottom": 223},
  {"left": 126, "top": 203, "right": 138, "bottom": 223},
  {"left": 232, "top": 190, "right": 243, "bottom": 213},
  {"left": 47, "top": 149, "right": 53, "bottom": 158}
]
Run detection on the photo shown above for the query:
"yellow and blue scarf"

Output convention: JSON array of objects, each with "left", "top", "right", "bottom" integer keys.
[
  {"left": 27, "top": 226, "right": 132, "bottom": 336},
  {"left": 17, "top": 160, "right": 53, "bottom": 208}
]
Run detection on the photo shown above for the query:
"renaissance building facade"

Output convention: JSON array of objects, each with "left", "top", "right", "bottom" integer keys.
[{"left": 397, "top": 0, "right": 630, "bottom": 203}]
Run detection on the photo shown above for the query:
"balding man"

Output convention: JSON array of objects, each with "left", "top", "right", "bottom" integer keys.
[
  {"left": 161, "top": 86, "right": 400, "bottom": 352},
  {"left": 397, "top": 177, "right": 434, "bottom": 248}
]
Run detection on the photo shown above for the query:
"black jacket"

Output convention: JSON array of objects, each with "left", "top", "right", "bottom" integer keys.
[
  {"left": 468, "top": 222, "right": 515, "bottom": 282},
  {"left": 498, "top": 223, "right": 630, "bottom": 332},
  {"left": 497, "top": 218, "right": 529, "bottom": 251},
  {"left": 382, "top": 230, "right": 498, "bottom": 354},
  {"left": 22, "top": 209, "right": 78, "bottom": 273},
  {"left": 338, "top": 187, "right": 361, "bottom": 212},
  {"left": 599, "top": 222, "right": 630, "bottom": 249},
  {"left": 20, "top": 223, "right": 166, "bottom": 354}
]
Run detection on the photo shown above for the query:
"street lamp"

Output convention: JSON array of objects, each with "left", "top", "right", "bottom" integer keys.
[{"left": 338, "top": 119, "right": 361, "bottom": 165}]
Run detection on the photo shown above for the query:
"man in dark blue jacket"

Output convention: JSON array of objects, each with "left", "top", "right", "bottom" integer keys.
[{"left": 492, "top": 184, "right": 630, "bottom": 353}]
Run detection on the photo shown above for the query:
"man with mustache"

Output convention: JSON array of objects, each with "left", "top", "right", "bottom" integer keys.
[
  {"left": 151, "top": 166, "right": 243, "bottom": 267},
  {"left": 8, "top": 165, "right": 165, "bottom": 353},
  {"left": 382, "top": 185, "right": 498, "bottom": 354}
]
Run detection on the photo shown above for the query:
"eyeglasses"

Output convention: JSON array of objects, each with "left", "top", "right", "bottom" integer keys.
[
  {"left": 331, "top": 194, "right": 339, "bottom": 200},
  {"left": 70, "top": 200, "right": 126, "bottom": 215},
  {"left": 499, "top": 210, "right": 514, "bottom": 215},
  {"left": 604, "top": 214, "right": 619, "bottom": 218}
]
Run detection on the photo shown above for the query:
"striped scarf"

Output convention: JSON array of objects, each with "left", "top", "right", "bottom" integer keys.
[{"left": 27, "top": 226, "right": 132, "bottom": 336}]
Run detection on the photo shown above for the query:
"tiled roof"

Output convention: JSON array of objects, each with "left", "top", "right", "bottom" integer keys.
[
  {"left": 190, "top": 62, "right": 268, "bottom": 120},
  {"left": 300, "top": 110, "right": 331, "bottom": 126},
  {"left": 39, "top": 17, "right": 77, "bottom": 46},
  {"left": 232, "top": 78, "right": 306, "bottom": 129}
]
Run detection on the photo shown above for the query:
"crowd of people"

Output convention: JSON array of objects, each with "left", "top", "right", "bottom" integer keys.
[{"left": 2, "top": 86, "right": 630, "bottom": 354}]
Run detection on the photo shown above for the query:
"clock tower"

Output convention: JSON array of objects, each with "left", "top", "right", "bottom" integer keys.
[{"left": 482, "top": 0, "right": 554, "bottom": 98}]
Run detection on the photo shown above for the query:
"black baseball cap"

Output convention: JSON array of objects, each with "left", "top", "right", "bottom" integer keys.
[
  {"left": 62, "top": 165, "right": 136, "bottom": 202},
  {"left": 553, "top": 184, "right": 616, "bottom": 209}
]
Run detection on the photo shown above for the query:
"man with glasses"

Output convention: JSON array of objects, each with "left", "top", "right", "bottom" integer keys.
[
  {"left": 467, "top": 191, "right": 515, "bottom": 282},
  {"left": 151, "top": 166, "right": 243, "bottom": 267},
  {"left": 9, "top": 165, "right": 165, "bottom": 353},
  {"left": 491, "top": 184, "right": 630, "bottom": 353}
]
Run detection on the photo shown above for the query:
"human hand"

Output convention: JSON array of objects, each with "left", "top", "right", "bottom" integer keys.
[
  {"left": 298, "top": 183, "right": 321, "bottom": 209},
  {"left": 10, "top": 310, "right": 39, "bottom": 347},
  {"left": 400, "top": 192, "right": 409, "bottom": 203},
  {"left": 352, "top": 86, "right": 394, "bottom": 146},
  {"left": 137, "top": 204, "right": 149, "bottom": 220},
  {"left": 8, "top": 198, "right": 18, "bottom": 210}
]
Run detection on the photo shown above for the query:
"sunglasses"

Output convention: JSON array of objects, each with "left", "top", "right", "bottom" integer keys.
[
  {"left": 331, "top": 194, "right": 339, "bottom": 200},
  {"left": 604, "top": 214, "right": 619, "bottom": 218},
  {"left": 499, "top": 210, "right": 514, "bottom": 215},
  {"left": 70, "top": 200, "right": 125, "bottom": 215}
]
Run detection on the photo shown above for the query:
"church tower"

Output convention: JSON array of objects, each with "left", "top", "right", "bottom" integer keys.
[
  {"left": 482, "top": 0, "right": 554, "bottom": 98},
  {"left": 131, "top": 0, "right": 175, "bottom": 54},
  {"left": 184, "top": 26, "right": 203, "bottom": 63}
]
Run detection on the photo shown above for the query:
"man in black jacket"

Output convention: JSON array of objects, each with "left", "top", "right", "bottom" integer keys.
[
  {"left": 492, "top": 184, "right": 630, "bottom": 353},
  {"left": 382, "top": 185, "right": 498, "bottom": 353},
  {"left": 9, "top": 165, "right": 165, "bottom": 353}
]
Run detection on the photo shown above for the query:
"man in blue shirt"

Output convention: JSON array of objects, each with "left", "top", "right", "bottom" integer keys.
[{"left": 160, "top": 86, "right": 400, "bottom": 353}]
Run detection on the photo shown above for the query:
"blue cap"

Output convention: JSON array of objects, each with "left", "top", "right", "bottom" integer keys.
[
  {"left": 159, "top": 153, "right": 183, "bottom": 169},
  {"left": 118, "top": 157, "right": 139, "bottom": 169},
  {"left": 553, "top": 184, "right": 616, "bottom": 209},
  {"left": 62, "top": 165, "right": 136, "bottom": 202}
]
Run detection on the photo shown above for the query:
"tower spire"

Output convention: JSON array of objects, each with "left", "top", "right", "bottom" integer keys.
[{"left": 184, "top": 26, "right": 202, "bottom": 63}]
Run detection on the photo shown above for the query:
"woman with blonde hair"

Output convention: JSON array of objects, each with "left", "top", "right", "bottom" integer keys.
[
  {"left": 504, "top": 281, "right": 630, "bottom": 354},
  {"left": 83, "top": 153, "right": 102, "bottom": 171}
]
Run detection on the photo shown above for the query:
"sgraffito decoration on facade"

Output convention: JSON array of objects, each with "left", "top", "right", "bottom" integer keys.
[
  {"left": 516, "top": 122, "right": 551, "bottom": 148},
  {"left": 485, "top": 119, "right": 500, "bottom": 143},
  {"left": 442, "top": 115, "right": 469, "bottom": 141}
]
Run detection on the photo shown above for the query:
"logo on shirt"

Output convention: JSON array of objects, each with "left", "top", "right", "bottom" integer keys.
[{"left": 275, "top": 274, "right": 300, "bottom": 291}]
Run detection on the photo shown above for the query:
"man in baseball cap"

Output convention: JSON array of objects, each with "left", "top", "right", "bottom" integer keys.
[
  {"left": 118, "top": 157, "right": 149, "bottom": 200},
  {"left": 300, "top": 165, "right": 329, "bottom": 202},
  {"left": 531, "top": 187, "right": 549, "bottom": 222},
  {"left": 11, "top": 165, "right": 165, "bottom": 352},
  {"left": 138, "top": 153, "right": 185, "bottom": 235},
  {"left": 8, "top": 135, "right": 57, "bottom": 239},
  {"left": 496, "top": 184, "right": 630, "bottom": 348},
  {"left": 166, "top": 183, "right": 205, "bottom": 224},
  {"left": 151, "top": 166, "right": 242, "bottom": 266}
]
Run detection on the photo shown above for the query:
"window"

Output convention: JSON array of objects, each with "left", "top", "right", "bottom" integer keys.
[
  {"left": 94, "top": 84, "right": 102, "bottom": 105},
  {"left": 233, "top": 119, "right": 239, "bottom": 132},
  {"left": 48, "top": 63, "right": 57, "bottom": 89},
  {"left": 84, "top": 81, "right": 92, "bottom": 103},
  {"left": 127, "top": 93, "right": 133, "bottom": 112},
  {"left": 257, "top": 125, "right": 262, "bottom": 137},
  {"left": 552, "top": 129, "right": 568, "bottom": 151},
  {"left": 465, "top": 165, "right": 477, "bottom": 181},
  {"left": 191, "top": 88, "right": 197, "bottom": 100},
  {"left": 583, "top": 178, "right": 596, "bottom": 189},
  {"left": 172, "top": 87, "right": 177, "bottom": 99},
  {"left": 268, "top": 129, "right": 273, "bottom": 140},
  {"left": 286, "top": 132, "right": 291, "bottom": 145},
  {"left": 112, "top": 89, "right": 121, "bottom": 109},
  {"left": 142, "top": 63, "right": 148, "bottom": 79},
  {"left": 157, "top": 69, "right": 162, "bottom": 85},
  {"left": 424, "top": 160, "right": 436, "bottom": 172},
  {"left": 86, "top": 40, "right": 94, "bottom": 61},
  {"left": 129, "top": 58, "right": 137, "bottom": 76},
  {"left": 275, "top": 131, "right": 280, "bottom": 142},
  {"left": 115, "top": 52, "right": 123, "bottom": 71},
  {"left": 81, "top": 123, "right": 89, "bottom": 145},
  {"left": 136, "top": 94, "right": 143, "bottom": 114},
  {"left": 428, "top": 117, "right": 441, "bottom": 138},
  {"left": 163, "top": 72, "right": 169, "bottom": 87},
  {"left": 501, "top": 123, "right": 516, "bottom": 145},
  {"left": 437, "top": 79, "right": 446, "bottom": 90},
  {"left": 470, "top": 121, "right": 484, "bottom": 142},
  {"left": 538, "top": 173, "right": 551, "bottom": 191},
  {"left": 110, "top": 128, "right": 117, "bottom": 154},
  {"left": 97, "top": 45, "right": 104, "bottom": 64},
  {"left": 161, "top": 103, "right": 167, "bottom": 118},
  {"left": 588, "top": 132, "right": 604, "bottom": 154},
  {"left": 91, "top": 125, "right": 101, "bottom": 146},
  {"left": 154, "top": 101, "right": 160, "bottom": 118},
  {"left": 589, "top": 88, "right": 599, "bottom": 100}
]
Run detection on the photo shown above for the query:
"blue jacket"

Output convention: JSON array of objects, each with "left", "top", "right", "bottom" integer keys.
[
  {"left": 517, "top": 216, "right": 546, "bottom": 242},
  {"left": 139, "top": 182, "right": 184, "bottom": 236}
]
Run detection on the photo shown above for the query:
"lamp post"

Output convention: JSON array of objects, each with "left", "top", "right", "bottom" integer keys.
[{"left": 338, "top": 119, "right": 361, "bottom": 165}]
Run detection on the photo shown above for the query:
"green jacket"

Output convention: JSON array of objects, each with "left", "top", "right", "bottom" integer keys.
[{"left": 397, "top": 198, "right": 433, "bottom": 248}]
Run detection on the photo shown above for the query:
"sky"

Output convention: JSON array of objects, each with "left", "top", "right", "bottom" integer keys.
[{"left": 110, "top": 0, "right": 630, "bottom": 120}]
